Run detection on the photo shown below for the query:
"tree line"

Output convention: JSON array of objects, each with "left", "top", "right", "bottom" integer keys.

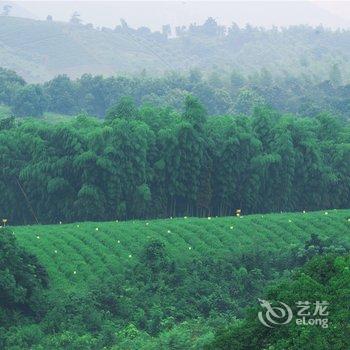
[
  {"left": 1, "top": 64, "right": 350, "bottom": 121},
  {"left": 1, "top": 96, "right": 349, "bottom": 225}
]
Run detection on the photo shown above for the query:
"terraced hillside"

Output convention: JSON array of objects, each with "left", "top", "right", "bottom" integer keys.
[{"left": 12, "top": 209, "right": 350, "bottom": 291}]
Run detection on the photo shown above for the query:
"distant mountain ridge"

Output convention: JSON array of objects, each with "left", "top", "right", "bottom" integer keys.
[
  {"left": 0, "top": 16, "right": 178, "bottom": 81},
  {"left": 1, "top": 15, "right": 350, "bottom": 82}
]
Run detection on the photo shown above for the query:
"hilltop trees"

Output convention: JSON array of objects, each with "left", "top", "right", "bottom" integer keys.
[
  {"left": 44, "top": 75, "right": 76, "bottom": 114},
  {"left": 106, "top": 96, "right": 138, "bottom": 122},
  {"left": 0, "top": 68, "right": 25, "bottom": 106},
  {"left": 12, "top": 85, "right": 46, "bottom": 117}
]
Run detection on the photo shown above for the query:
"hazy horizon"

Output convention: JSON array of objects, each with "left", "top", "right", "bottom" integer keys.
[{"left": 2, "top": 1, "right": 350, "bottom": 31}]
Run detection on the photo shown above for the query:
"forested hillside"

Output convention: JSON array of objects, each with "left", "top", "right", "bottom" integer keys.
[{"left": 2, "top": 15, "right": 350, "bottom": 82}]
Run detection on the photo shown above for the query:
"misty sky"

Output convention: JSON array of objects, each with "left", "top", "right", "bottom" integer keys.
[{"left": 3, "top": 1, "right": 350, "bottom": 30}]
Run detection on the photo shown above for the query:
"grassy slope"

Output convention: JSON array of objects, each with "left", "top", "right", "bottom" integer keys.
[{"left": 11, "top": 209, "right": 350, "bottom": 291}]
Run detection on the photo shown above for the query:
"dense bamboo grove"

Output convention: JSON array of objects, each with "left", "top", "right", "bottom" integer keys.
[{"left": 1, "top": 96, "right": 349, "bottom": 225}]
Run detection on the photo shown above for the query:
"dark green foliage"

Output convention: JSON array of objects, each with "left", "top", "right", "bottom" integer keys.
[
  {"left": 0, "top": 98, "right": 349, "bottom": 225},
  {"left": 12, "top": 84, "right": 46, "bottom": 117},
  {"left": 44, "top": 75, "right": 77, "bottom": 115},
  {"left": 0, "top": 68, "right": 25, "bottom": 106},
  {"left": 208, "top": 253, "right": 350, "bottom": 350},
  {"left": 140, "top": 240, "right": 167, "bottom": 272},
  {"left": 0, "top": 227, "right": 48, "bottom": 327},
  {"left": 0, "top": 116, "right": 15, "bottom": 131},
  {"left": 106, "top": 96, "right": 138, "bottom": 122},
  {"left": 183, "top": 95, "right": 207, "bottom": 130}
]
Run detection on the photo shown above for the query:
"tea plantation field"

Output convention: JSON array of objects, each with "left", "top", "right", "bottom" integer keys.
[{"left": 11, "top": 209, "right": 350, "bottom": 291}]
